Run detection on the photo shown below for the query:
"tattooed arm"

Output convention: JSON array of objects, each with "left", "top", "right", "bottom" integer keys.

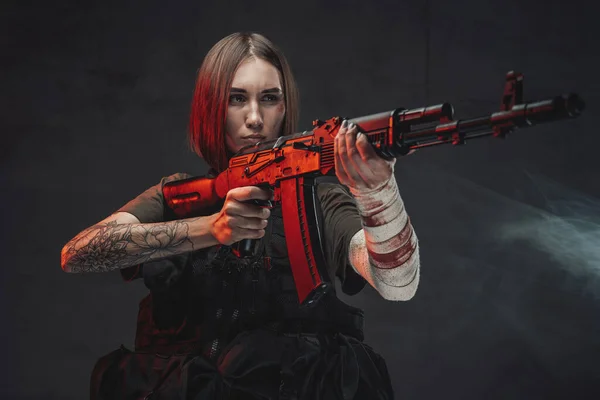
[
  {"left": 60, "top": 211, "right": 219, "bottom": 273},
  {"left": 61, "top": 184, "right": 272, "bottom": 273}
]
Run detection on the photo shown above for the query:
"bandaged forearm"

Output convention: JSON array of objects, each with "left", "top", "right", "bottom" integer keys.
[{"left": 348, "top": 175, "right": 420, "bottom": 300}]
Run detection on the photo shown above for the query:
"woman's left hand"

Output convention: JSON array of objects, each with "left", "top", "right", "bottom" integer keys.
[{"left": 334, "top": 120, "right": 396, "bottom": 192}]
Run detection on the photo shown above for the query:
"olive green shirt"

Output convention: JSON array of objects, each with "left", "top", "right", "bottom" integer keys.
[{"left": 117, "top": 173, "right": 367, "bottom": 295}]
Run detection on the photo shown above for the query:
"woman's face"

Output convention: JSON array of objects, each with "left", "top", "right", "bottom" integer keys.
[{"left": 225, "top": 57, "right": 286, "bottom": 154}]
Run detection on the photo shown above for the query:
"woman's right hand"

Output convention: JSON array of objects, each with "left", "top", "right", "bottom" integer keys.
[{"left": 209, "top": 186, "right": 273, "bottom": 246}]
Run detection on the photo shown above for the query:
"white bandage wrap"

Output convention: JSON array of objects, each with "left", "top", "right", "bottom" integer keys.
[{"left": 348, "top": 175, "right": 420, "bottom": 301}]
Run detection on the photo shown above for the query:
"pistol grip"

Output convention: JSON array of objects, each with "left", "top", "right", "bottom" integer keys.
[{"left": 232, "top": 198, "right": 272, "bottom": 258}]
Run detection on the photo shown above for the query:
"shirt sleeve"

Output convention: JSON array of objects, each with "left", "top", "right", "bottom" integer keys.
[
  {"left": 116, "top": 172, "right": 193, "bottom": 223},
  {"left": 317, "top": 182, "right": 367, "bottom": 296},
  {"left": 116, "top": 172, "right": 193, "bottom": 281}
]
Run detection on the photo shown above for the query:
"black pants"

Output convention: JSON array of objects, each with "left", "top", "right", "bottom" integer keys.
[{"left": 91, "top": 328, "right": 394, "bottom": 400}]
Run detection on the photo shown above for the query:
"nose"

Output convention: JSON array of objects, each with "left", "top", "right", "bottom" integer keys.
[{"left": 245, "top": 102, "right": 264, "bottom": 130}]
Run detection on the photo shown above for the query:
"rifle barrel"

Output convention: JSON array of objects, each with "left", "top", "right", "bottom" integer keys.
[{"left": 399, "top": 93, "right": 584, "bottom": 150}]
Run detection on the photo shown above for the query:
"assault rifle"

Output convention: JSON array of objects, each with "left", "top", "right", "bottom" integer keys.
[{"left": 162, "top": 71, "right": 585, "bottom": 307}]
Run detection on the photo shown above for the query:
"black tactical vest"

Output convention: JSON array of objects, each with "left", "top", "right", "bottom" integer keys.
[{"left": 130, "top": 176, "right": 365, "bottom": 361}]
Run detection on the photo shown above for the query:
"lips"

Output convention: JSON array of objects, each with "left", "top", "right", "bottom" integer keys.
[{"left": 243, "top": 135, "right": 266, "bottom": 139}]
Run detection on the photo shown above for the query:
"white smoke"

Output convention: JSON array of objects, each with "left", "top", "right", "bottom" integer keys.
[
  {"left": 495, "top": 171, "right": 600, "bottom": 294},
  {"left": 396, "top": 160, "right": 600, "bottom": 299}
]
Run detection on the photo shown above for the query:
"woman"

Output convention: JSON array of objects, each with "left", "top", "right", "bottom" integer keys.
[{"left": 61, "top": 32, "right": 420, "bottom": 399}]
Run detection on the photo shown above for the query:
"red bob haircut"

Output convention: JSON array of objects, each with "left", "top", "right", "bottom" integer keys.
[{"left": 188, "top": 32, "right": 300, "bottom": 173}]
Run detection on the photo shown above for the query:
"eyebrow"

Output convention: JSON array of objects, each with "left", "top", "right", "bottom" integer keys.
[{"left": 230, "top": 87, "right": 283, "bottom": 94}]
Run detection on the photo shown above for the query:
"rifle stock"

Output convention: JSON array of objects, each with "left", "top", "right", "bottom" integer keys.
[{"left": 163, "top": 71, "right": 585, "bottom": 306}]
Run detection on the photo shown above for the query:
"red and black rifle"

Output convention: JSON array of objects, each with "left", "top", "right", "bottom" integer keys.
[{"left": 163, "top": 71, "right": 585, "bottom": 307}]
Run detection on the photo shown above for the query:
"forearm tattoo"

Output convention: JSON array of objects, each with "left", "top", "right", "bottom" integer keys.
[{"left": 61, "top": 220, "right": 196, "bottom": 273}]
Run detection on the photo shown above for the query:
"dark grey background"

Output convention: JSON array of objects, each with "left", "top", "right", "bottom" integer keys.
[{"left": 3, "top": 0, "right": 599, "bottom": 398}]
